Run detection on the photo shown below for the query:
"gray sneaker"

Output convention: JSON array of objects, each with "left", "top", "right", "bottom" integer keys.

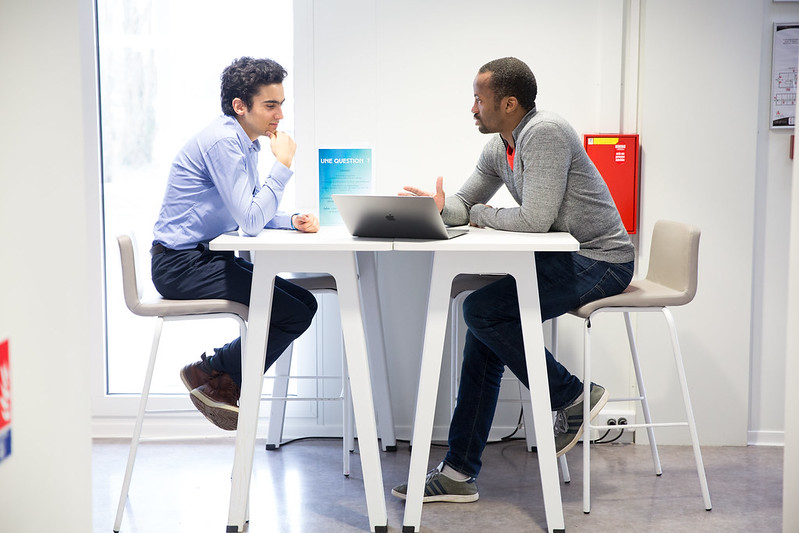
[
  {"left": 553, "top": 383, "right": 609, "bottom": 457},
  {"left": 391, "top": 464, "right": 479, "bottom": 503}
]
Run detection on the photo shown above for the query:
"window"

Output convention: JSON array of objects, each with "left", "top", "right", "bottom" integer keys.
[{"left": 97, "top": 0, "right": 295, "bottom": 395}]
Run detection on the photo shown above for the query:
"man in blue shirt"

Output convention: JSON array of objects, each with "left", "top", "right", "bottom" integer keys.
[{"left": 151, "top": 57, "right": 319, "bottom": 431}]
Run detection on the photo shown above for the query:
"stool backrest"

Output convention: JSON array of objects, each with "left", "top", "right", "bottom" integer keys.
[
  {"left": 645, "top": 220, "right": 701, "bottom": 305},
  {"left": 117, "top": 234, "right": 146, "bottom": 315}
]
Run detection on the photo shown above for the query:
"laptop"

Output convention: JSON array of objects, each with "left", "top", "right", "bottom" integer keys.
[{"left": 332, "top": 194, "right": 469, "bottom": 239}]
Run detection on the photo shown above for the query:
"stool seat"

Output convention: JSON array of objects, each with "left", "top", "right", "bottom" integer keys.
[
  {"left": 571, "top": 279, "right": 690, "bottom": 318},
  {"left": 449, "top": 273, "right": 505, "bottom": 298},
  {"left": 125, "top": 297, "right": 249, "bottom": 319},
  {"left": 118, "top": 235, "right": 250, "bottom": 320},
  {"left": 284, "top": 273, "right": 337, "bottom": 292}
]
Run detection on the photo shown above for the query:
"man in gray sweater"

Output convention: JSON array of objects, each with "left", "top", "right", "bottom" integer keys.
[{"left": 393, "top": 57, "right": 635, "bottom": 503}]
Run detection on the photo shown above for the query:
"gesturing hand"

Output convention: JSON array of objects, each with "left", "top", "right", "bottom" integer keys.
[{"left": 399, "top": 176, "right": 445, "bottom": 213}]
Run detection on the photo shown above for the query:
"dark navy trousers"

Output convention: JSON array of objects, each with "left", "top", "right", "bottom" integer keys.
[
  {"left": 151, "top": 244, "right": 317, "bottom": 386},
  {"left": 443, "top": 251, "right": 634, "bottom": 477}
]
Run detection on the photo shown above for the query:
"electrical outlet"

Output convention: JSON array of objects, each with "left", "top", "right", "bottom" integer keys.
[{"left": 590, "top": 409, "right": 635, "bottom": 442}]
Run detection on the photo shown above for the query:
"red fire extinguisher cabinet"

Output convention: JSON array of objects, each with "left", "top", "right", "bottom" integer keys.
[{"left": 584, "top": 134, "right": 639, "bottom": 234}]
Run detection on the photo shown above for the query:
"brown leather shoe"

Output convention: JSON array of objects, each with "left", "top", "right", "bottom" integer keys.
[
  {"left": 189, "top": 373, "right": 240, "bottom": 431},
  {"left": 179, "top": 353, "right": 219, "bottom": 392}
]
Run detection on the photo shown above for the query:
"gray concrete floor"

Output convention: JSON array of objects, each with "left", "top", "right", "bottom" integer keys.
[{"left": 94, "top": 437, "right": 783, "bottom": 532}]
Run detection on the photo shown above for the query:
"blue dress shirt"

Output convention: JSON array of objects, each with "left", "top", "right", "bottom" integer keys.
[{"left": 153, "top": 115, "right": 294, "bottom": 250}]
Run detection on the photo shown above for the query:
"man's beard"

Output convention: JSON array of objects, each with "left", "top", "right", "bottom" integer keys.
[{"left": 475, "top": 117, "right": 491, "bottom": 134}]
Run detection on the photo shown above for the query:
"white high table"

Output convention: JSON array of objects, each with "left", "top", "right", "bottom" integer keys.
[
  {"left": 394, "top": 227, "right": 579, "bottom": 533},
  {"left": 210, "top": 227, "right": 392, "bottom": 533}
]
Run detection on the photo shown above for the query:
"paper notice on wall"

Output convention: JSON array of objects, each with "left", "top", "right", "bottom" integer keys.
[
  {"left": 772, "top": 23, "right": 799, "bottom": 128},
  {"left": 0, "top": 339, "right": 10, "bottom": 464},
  {"left": 318, "top": 148, "right": 372, "bottom": 226}
]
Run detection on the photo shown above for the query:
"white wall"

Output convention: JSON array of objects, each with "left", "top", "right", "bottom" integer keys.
[
  {"left": 0, "top": 0, "right": 99, "bottom": 531},
  {"left": 295, "top": 0, "right": 636, "bottom": 440},
  {"left": 296, "top": 0, "right": 783, "bottom": 446},
  {"left": 779, "top": 9, "right": 799, "bottom": 529},
  {"left": 630, "top": 1, "right": 762, "bottom": 445},
  {"left": 751, "top": 1, "right": 799, "bottom": 446},
  {"left": 784, "top": 121, "right": 799, "bottom": 533}
]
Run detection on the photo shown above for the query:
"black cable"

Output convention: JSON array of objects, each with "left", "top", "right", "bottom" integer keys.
[
  {"left": 499, "top": 408, "right": 525, "bottom": 441},
  {"left": 593, "top": 418, "right": 628, "bottom": 444},
  {"left": 589, "top": 429, "right": 613, "bottom": 444},
  {"left": 267, "top": 435, "right": 349, "bottom": 448},
  {"left": 594, "top": 428, "right": 625, "bottom": 444}
]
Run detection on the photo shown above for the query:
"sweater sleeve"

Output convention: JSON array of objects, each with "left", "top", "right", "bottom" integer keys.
[{"left": 442, "top": 139, "right": 505, "bottom": 226}]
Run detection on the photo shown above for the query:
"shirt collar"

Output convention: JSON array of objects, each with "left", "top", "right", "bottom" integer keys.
[
  {"left": 510, "top": 105, "right": 538, "bottom": 144},
  {"left": 224, "top": 115, "right": 262, "bottom": 153},
  {"left": 499, "top": 106, "right": 537, "bottom": 150}
]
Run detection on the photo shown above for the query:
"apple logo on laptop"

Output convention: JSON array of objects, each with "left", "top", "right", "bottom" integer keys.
[{"left": 385, "top": 214, "right": 396, "bottom": 222}]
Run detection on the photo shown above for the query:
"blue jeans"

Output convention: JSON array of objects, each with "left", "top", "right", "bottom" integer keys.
[
  {"left": 151, "top": 245, "right": 318, "bottom": 386},
  {"left": 444, "top": 251, "right": 634, "bottom": 477}
]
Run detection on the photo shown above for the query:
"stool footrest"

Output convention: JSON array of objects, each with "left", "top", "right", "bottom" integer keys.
[
  {"left": 608, "top": 396, "right": 644, "bottom": 402},
  {"left": 264, "top": 375, "right": 343, "bottom": 380},
  {"left": 143, "top": 408, "right": 200, "bottom": 415},
  {"left": 264, "top": 395, "right": 344, "bottom": 402},
  {"left": 590, "top": 421, "right": 688, "bottom": 431}
]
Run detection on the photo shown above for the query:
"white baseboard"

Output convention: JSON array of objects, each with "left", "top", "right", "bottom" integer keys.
[{"left": 747, "top": 430, "right": 784, "bottom": 446}]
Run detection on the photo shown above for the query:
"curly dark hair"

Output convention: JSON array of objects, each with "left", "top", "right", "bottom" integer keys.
[
  {"left": 478, "top": 57, "right": 537, "bottom": 112},
  {"left": 220, "top": 57, "right": 287, "bottom": 116}
]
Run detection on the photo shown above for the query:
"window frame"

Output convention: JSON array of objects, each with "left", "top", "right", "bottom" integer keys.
[{"left": 90, "top": 0, "right": 321, "bottom": 436}]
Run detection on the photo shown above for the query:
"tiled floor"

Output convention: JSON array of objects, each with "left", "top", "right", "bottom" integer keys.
[{"left": 94, "top": 437, "right": 783, "bottom": 532}]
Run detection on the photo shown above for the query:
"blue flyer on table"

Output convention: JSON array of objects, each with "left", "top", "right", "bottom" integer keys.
[{"left": 318, "top": 148, "right": 372, "bottom": 226}]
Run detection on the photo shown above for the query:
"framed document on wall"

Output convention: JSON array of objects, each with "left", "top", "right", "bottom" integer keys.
[{"left": 772, "top": 23, "right": 799, "bottom": 129}]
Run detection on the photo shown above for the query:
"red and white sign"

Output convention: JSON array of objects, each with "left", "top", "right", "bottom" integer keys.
[
  {"left": 0, "top": 339, "right": 11, "bottom": 463},
  {"left": 584, "top": 134, "right": 640, "bottom": 234}
]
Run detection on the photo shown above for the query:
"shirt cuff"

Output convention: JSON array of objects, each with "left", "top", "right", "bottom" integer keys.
[
  {"left": 264, "top": 212, "right": 293, "bottom": 230},
  {"left": 268, "top": 160, "right": 294, "bottom": 187},
  {"left": 469, "top": 204, "right": 488, "bottom": 227}
]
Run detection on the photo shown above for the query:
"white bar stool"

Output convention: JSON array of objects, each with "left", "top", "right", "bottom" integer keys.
[
  {"left": 554, "top": 220, "right": 712, "bottom": 513},
  {"left": 113, "top": 234, "right": 249, "bottom": 533}
]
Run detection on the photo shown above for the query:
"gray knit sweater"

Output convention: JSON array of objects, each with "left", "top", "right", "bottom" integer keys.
[{"left": 442, "top": 108, "right": 635, "bottom": 264}]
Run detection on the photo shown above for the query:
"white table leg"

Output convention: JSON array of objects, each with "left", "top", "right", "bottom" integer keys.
[
  {"left": 402, "top": 252, "right": 452, "bottom": 533},
  {"left": 356, "top": 251, "right": 397, "bottom": 451},
  {"left": 514, "top": 255, "right": 566, "bottom": 533},
  {"left": 227, "top": 251, "right": 275, "bottom": 532},
  {"left": 403, "top": 251, "right": 565, "bottom": 533},
  {"left": 226, "top": 249, "right": 387, "bottom": 532},
  {"left": 328, "top": 251, "right": 388, "bottom": 532}
]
